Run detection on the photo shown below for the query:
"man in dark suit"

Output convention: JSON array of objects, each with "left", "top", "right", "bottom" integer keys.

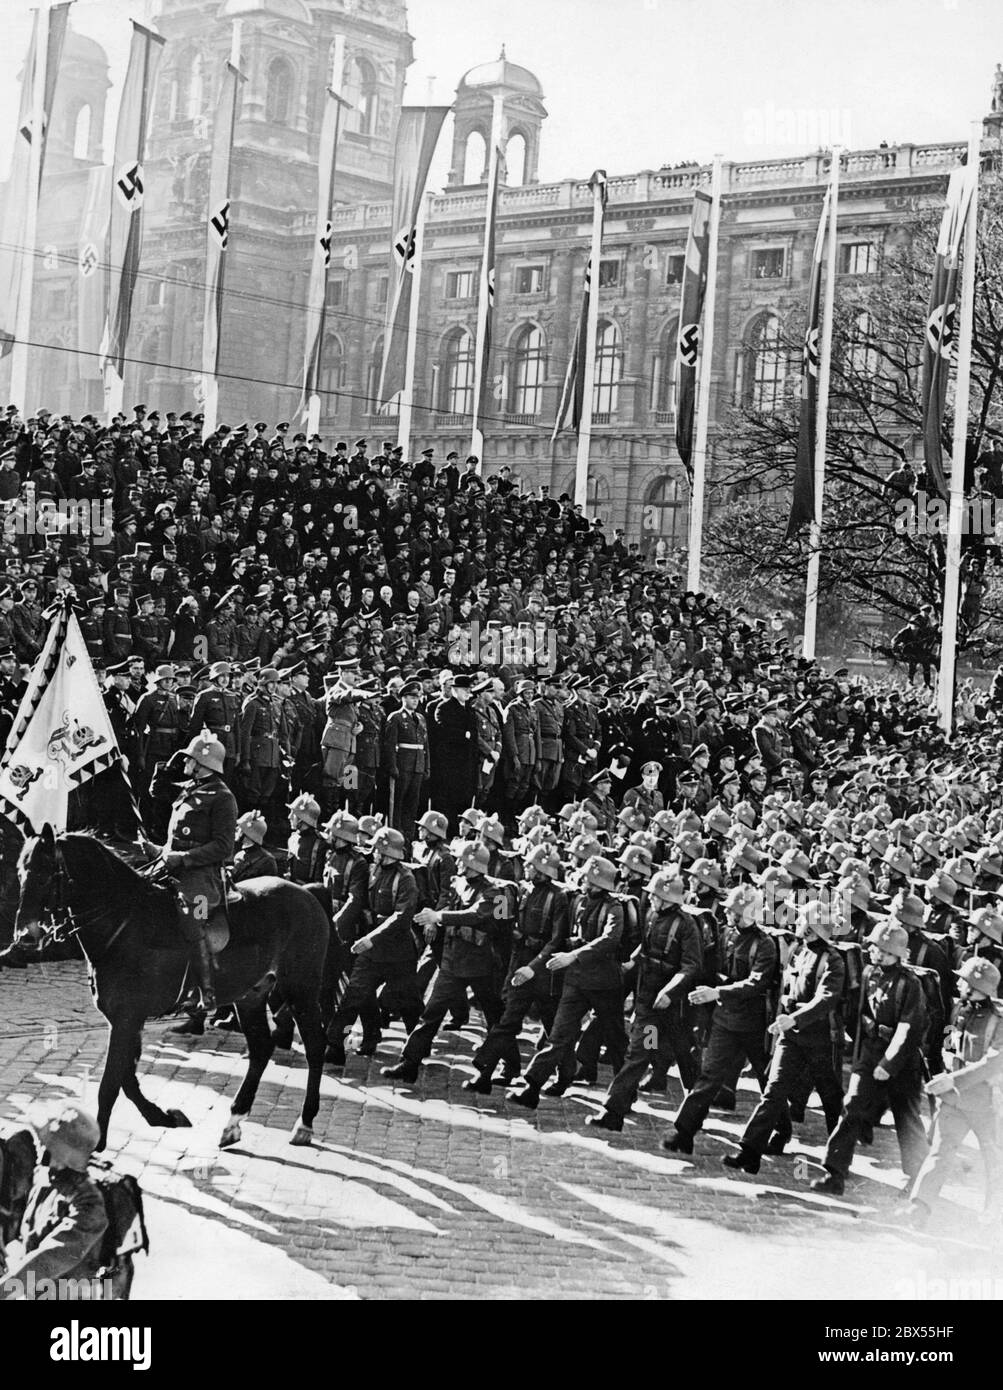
[{"left": 431, "top": 674, "right": 479, "bottom": 832}]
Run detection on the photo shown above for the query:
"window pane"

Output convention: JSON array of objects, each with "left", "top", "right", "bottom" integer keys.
[
  {"left": 593, "top": 321, "right": 620, "bottom": 415},
  {"left": 751, "top": 248, "right": 785, "bottom": 279},
  {"left": 513, "top": 326, "right": 544, "bottom": 415},
  {"left": 445, "top": 331, "right": 474, "bottom": 414},
  {"left": 598, "top": 259, "right": 620, "bottom": 289},
  {"left": 751, "top": 314, "right": 785, "bottom": 411}
]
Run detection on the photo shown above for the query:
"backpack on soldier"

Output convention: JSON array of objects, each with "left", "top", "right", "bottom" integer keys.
[
  {"left": 694, "top": 909, "right": 727, "bottom": 987},
  {"left": 0, "top": 1122, "right": 38, "bottom": 1249},
  {"left": 87, "top": 1160, "right": 150, "bottom": 1301},
  {"left": 613, "top": 894, "right": 643, "bottom": 963},
  {"left": 896, "top": 962, "right": 939, "bottom": 1053}
]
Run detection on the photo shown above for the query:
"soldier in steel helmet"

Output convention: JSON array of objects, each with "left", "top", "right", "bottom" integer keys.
[
  {"left": 812, "top": 920, "right": 928, "bottom": 1195},
  {"left": 910, "top": 956, "right": 1003, "bottom": 1225},
  {"left": 143, "top": 732, "right": 237, "bottom": 1012}
]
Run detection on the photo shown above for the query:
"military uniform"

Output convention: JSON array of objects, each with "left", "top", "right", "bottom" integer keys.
[
  {"left": 8, "top": 1165, "right": 108, "bottom": 1292},
  {"left": 473, "top": 879, "right": 570, "bottom": 1083},
  {"left": 239, "top": 690, "right": 288, "bottom": 807},
  {"left": 383, "top": 705, "right": 428, "bottom": 839},
  {"left": 102, "top": 604, "right": 133, "bottom": 661},
  {"left": 288, "top": 825, "right": 325, "bottom": 883},
  {"left": 560, "top": 700, "right": 600, "bottom": 798},
  {"left": 164, "top": 770, "right": 238, "bottom": 920},
  {"left": 351, "top": 698, "right": 383, "bottom": 816},
  {"left": 474, "top": 699, "right": 503, "bottom": 802},
  {"left": 501, "top": 696, "right": 540, "bottom": 812},
  {"left": 190, "top": 685, "right": 242, "bottom": 773},
  {"left": 532, "top": 693, "right": 564, "bottom": 798},
  {"left": 132, "top": 687, "right": 182, "bottom": 776},
  {"left": 602, "top": 902, "right": 703, "bottom": 1120},
  {"left": 321, "top": 683, "right": 359, "bottom": 787},
  {"left": 431, "top": 696, "right": 479, "bottom": 831},
  {"left": 232, "top": 841, "right": 277, "bottom": 882}
]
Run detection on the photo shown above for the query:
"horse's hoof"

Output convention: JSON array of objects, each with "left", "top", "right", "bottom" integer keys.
[
  {"left": 290, "top": 1121, "right": 313, "bottom": 1147},
  {"left": 166, "top": 1108, "right": 192, "bottom": 1128},
  {"left": 219, "top": 1121, "right": 242, "bottom": 1149}
]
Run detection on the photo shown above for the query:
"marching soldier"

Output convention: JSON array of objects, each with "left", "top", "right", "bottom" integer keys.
[
  {"left": 663, "top": 883, "right": 777, "bottom": 1153},
  {"left": 286, "top": 792, "right": 325, "bottom": 883},
  {"left": 723, "top": 900, "right": 846, "bottom": 1172},
  {"left": 328, "top": 827, "right": 422, "bottom": 1068},
  {"left": 382, "top": 840, "right": 507, "bottom": 1083},
  {"left": 232, "top": 811, "right": 278, "bottom": 881},
  {"left": 411, "top": 809, "right": 459, "bottom": 1000},
  {"left": 811, "top": 921, "right": 928, "bottom": 1195},
  {"left": 319, "top": 810, "right": 372, "bottom": 1045},
  {"left": 587, "top": 868, "right": 702, "bottom": 1131},
  {"left": 507, "top": 854, "right": 626, "bottom": 1109},
  {"left": 383, "top": 680, "right": 429, "bottom": 843},
  {"left": 465, "top": 843, "right": 570, "bottom": 1093},
  {"left": 910, "top": 957, "right": 1003, "bottom": 1224}
]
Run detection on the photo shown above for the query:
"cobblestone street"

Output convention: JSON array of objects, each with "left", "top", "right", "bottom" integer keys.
[{"left": 2, "top": 962, "right": 1002, "bottom": 1301}]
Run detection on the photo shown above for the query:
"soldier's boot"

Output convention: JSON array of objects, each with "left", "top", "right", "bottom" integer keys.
[
  {"left": 810, "top": 1170, "right": 846, "bottom": 1196},
  {"left": 661, "top": 1126, "right": 695, "bottom": 1154},
  {"left": 542, "top": 1079, "right": 569, "bottom": 1097},
  {"left": 506, "top": 1078, "right": 541, "bottom": 1110},
  {"left": 764, "top": 1133, "right": 788, "bottom": 1156},
  {"left": 572, "top": 1067, "right": 598, "bottom": 1085},
  {"left": 324, "top": 1034, "right": 347, "bottom": 1068},
  {"left": 193, "top": 937, "right": 217, "bottom": 1012},
  {"left": 722, "top": 1145, "right": 761, "bottom": 1175},
  {"left": 356, "top": 1035, "right": 381, "bottom": 1057},
  {"left": 639, "top": 1074, "right": 668, "bottom": 1095},
  {"left": 171, "top": 1009, "right": 206, "bottom": 1036},
  {"left": 713, "top": 1086, "right": 737, "bottom": 1112},
  {"left": 585, "top": 1108, "right": 623, "bottom": 1133},
  {"left": 381, "top": 1059, "right": 420, "bottom": 1084},
  {"left": 462, "top": 1071, "right": 493, "bottom": 1095}
]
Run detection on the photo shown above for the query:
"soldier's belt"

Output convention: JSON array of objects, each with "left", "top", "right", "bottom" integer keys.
[
  {"left": 397, "top": 743, "right": 424, "bottom": 750},
  {"left": 154, "top": 726, "right": 176, "bottom": 732},
  {"left": 448, "top": 923, "right": 489, "bottom": 947}
]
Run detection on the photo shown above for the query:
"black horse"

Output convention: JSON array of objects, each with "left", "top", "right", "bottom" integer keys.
[{"left": 6, "top": 828, "right": 330, "bottom": 1151}]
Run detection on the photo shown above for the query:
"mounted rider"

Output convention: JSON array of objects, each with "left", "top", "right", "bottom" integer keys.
[{"left": 145, "top": 732, "right": 237, "bottom": 1011}]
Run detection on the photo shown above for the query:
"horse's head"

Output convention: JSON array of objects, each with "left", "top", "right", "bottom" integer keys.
[{"left": 13, "top": 823, "right": 59, "bottom": 945}]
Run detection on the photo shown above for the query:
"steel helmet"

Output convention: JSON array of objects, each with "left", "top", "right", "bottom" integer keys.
[
  {"left": 36, "top": 1103, "right": 101, "bottom": 1164},
  {"left": 733, "top": 800, "right": 758, "bottom": 831},
  {"left": 287, "top": 793, "right": 320, "bottom": 828},
  {"left": 181, "top": 732, "right": 226, "bottom": 774},
  {"left": 519, "top": 824, "right": 556, "bottom": 851},
  {"left": 926, "top": 869, "right": 958, "bottom": 905},
  {"left": 865, "top": 921, "right": 910, "bottom": 961},
  {"left": 970, "top": 906, "right": 1003, "bottom": 946},
  {"left": 837, "top": 872, "right": 870, "bottom": 910},
  {"left": 651, "top": 810, "right": 677, "bottom": 838},
  {"left": 618, "top": 806, "right": 647, "bottom": 834},
  {"left": 889, "top": 890, "right": 925, "bottom": 929},
  {"left": 324, "top": 809, "right": 361, "bottom": 846},
  {"left": 881, "top": 843, "right": 913, "bottom": 877},
  {"left": 525, "top": 844, "right": 564, "bottom": 881},
  {"left": 687, "top": 856, "right": 723, "bottom": 891},
  {"left": 762, "top": 792, "right": 786, "bottom": 814},
  {"left": 674, "top": 808, "right": 702, "bottom": 836},
  {"left": 675, "top": 831, "right": 706, "bottom": 862},
  {"left": 557, "top": 802, "right": 580, "bottom": 824},
  {"left": 943, "top": 856, "right": 975, "bottom": 891},
  {"left": 972, "top": 846, "right": 1003, "bottom": 881},
  {"left": 840, "top": 856, "right": 870, "bottom": 881},
  {"left": 957, "top": 955, "right": 1002, "bottom": 998},
  {"left": 583, "top": 855, "right": 617, "bottom": 892},
  {"left": 568, "top": 809, "right": 600, "bottom": 836},
  {"left": 805, "top": 800, "right": 830, "bottom": 827},
  {"left": 703, "top": 807, "right": 732, "bottom": 838},
  {"left": 647, "top": 870, "right": 687, "bottom": 907},
  {"left": 417, "top": 809, "right": 450, "bottom": 841},
  {"left": 779, "top": 847, "right": 812, "bottom": 882},
  {"left": 940, "top": 824, "right": 968, "bottom": 854},
  {"left": 796, "top": 898, "right": 835, "bottom": 944},
  {"left": 755, "top": 864, "right": 795, "bottom": 895},
  {"left": 864, "top": 828, "right": 890, "bottom": 858},
  {"left": 356, "top": 814, "right": 383, "bottom": 848},
  {"left": 887, "top": 818, "right": 914, "bottom": 846},
  {"left": 724, "top": 883, "right": 764, "bottom": 927},
  {"left": 912, "top": 829, "right": 942, "bottom": 860},
  {"left": 727, "top": 840, "right": 765, "bottom": 875},
  {"left": 618, "top": 843, "right": 654, "bottom": 880},
  {"left": 767, "top": 830, "right": 797, "bottom": 859},
  {"left": 629, "top": 830, "right": 659, "bottom": 852},
  {"left": 371, "top": 826, "right": 407, "bottom": 861},
  {"left": 784, "top": 800, "right": 805, "bottom": 827},
  {"left": 457, "top": 840, "right": 491, "bottom": 876},
  {"left": 479, "top": 814, "right": 506, "bottom": 848},
  {"left": 871, "top": 804, "right": 894, "bottom": 827},
  {"left": 518, "top": 804, "right": 551, "bottom": 830},
  {"left": 459, "top": 807, "right": 485, "bottom": 832},
  {"left": 569, "top": 832, "right": 602, "bottom": 863},
  {"left": 236, "top": 810, "right": 267, "bottom": 846},
  {"left": 760, "top": 810, "right": 784, "bottom": 836},
  {"left": 825, "top": 841, "right": 853, "bottom": 870}
]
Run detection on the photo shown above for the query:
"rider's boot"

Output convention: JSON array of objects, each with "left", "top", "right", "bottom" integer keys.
[{"left": 194, "top": 936, "right": 217, "bottom": 1012}]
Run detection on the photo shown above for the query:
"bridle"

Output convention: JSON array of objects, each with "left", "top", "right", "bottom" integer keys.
[{"left": 19, "top": 837, "right": 132, "bottom": 962}]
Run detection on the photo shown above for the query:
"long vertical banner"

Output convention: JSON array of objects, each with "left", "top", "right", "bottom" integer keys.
[
  {"left": 201, "top": 61, "right": 245, "bottom": 422},
  {"left": 301, "top": 87, "right": 349, "bottom": 412},
  {"left": 921, "top": 166, "right": 976, "bottom": 501},
  {"left": 552, "top": 262, "right": 590, "bottom": 439},
  {"left": 474, "top": 146, "right": 501, "bottom": 427},
  {"left": 786, "top": 185, "right": 831, "bottom": 539},
  {"left": 104, "top": 21, "right": 166, "bottom": 390},
  {"left": 0, "top": 3, "right": 70, "bottom": 358},
  {"left": 377, "top": 106, "right": 451, "bottom": 410},
  {"left": 673, "top": 188, "right": 712, "bottom": 481},
  {"left": 77, "top": 164, "right": 110, "bottom": 379}
]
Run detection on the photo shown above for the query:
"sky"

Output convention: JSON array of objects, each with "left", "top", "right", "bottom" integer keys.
[{"left": 0, "top": 0, "right": 1000, "bottom": 186}]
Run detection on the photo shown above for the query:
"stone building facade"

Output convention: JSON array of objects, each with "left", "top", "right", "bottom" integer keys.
[{"left": 4, "top": 0, "right": 996, "bottom": 546}]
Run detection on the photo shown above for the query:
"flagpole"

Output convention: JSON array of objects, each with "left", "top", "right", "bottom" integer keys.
[
  {"left": 397, "top": 188, "right": 427, "bottom": 461},
  {"left": 470, "top": 93, "right": 504, "bottom": 469},
  {"left": 575, "top": 171, "right": 606, "bottom": 509},
  {"left": 937, "top": 123, "right": 982, "bottom": 733},
  {"left": 685, "top": 154, "right": 722, "bottom": 592},
  {"left": 10, "top": 1, "right": 50, "bottom": 415},
  {"left": 202, "top": 19, "right": 241, "bottom": 436},
  {"left": 802, "top": 146, "right": 840, "bottom": 662},
  {"left": 307, "top": 34, "right": 346, "bottom": 439}
]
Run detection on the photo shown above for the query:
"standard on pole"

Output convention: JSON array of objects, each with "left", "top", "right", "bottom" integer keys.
[{"left": 685, "top": 154, "right": 722, "bottom": 594}]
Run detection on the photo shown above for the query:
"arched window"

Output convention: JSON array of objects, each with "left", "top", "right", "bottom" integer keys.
[
  {"left": 320, "top": 334, "right": 344, "bottom": 400},
  {"left": 463, "top": 129, "right": 487, "bottom": 185},
  {"left": 593, "top": 318, "right": 621, "bottom": 417},
  {"left": 442, "top": 328, "right": 475, "bottom": 415},
  {"left": 344, "top": 56, "right": 377, "bottom": 136},
  {"left": 186, "top": 53, "right": 204, "bottom": 121},
  {"left": 651, "top": 318, "right": 678, "bottom": 416},
  {"left": 511, "top": 324, "right": 545, "bottom": 416},
  {"left": 560, "top": 471, "right": 610, "bottom": 512},
  {"left": 72, "top": 105, "right": 91, "bottom": 161},
  {"left": 740, "top": 311, "right": 786, "bottom": 413},
  {"left": 644, "top": 472, "right": 689, "bottom": 551},
  {"left": 266, "top": 57, "right": 293, "bottom": 124},
  {"left": 506, "top": 131, "right": 527, "bottom": 186}
]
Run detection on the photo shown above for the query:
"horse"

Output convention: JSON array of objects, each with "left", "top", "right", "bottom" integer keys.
[{"left": 6, "top": 827, "right": 330, "bottom": 1152}]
